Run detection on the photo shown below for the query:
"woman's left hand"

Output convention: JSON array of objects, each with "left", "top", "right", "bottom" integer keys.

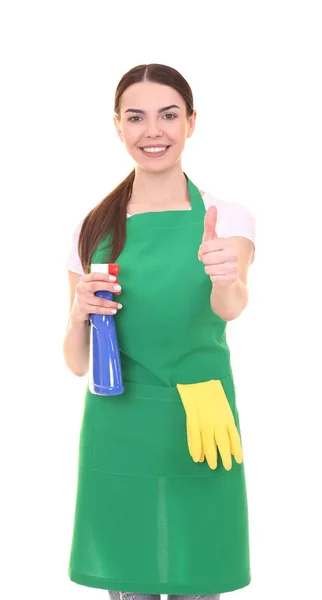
[{"left": 198, "top": 206, "right": 239, "bottom": 286}]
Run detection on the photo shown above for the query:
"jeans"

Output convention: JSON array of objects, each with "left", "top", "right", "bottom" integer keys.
[{"left": 108, "top": 593, "right": 220, "bottom": 600}]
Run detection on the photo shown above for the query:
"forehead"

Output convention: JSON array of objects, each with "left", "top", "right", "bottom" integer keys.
[{"left": 120, "top": 81, "right": 184, "bottom": 112}]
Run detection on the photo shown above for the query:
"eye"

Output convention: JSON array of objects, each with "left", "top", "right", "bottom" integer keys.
[
  {"left": 162, "top": 113, "right": 177, "bottom": 120},
  {"left": 128, "top": 115, "right": 142, "bottom": 122}
]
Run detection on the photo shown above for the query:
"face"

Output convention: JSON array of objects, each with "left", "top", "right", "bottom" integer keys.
[{"left": 114, "top": 81, "right": 196, "bottom": 172}]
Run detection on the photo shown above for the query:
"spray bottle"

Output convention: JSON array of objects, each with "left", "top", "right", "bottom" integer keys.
[{"left": 89, "top": 263, "right": 124, "bottom": 396}]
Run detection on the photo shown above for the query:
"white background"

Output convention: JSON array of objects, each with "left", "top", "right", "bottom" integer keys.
[{"left": 1, "top": 1, "right": 321, "bottom": 599}]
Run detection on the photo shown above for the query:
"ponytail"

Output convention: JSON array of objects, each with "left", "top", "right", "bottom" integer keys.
[{"left": 78, "top": 169, "right": 135, "bottom": 274}]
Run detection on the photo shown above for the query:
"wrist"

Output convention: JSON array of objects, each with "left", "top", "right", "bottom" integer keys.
[
  {"left": 211, "top": 279, "right": 235, "bottom": 289},
  {"left": 210, "top": 278, "right": 248, "bottom": 321},
  {"left": 69, "top": 309, "right": 89, "bottom": 327}
]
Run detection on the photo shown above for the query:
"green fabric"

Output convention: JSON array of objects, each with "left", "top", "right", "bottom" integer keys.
[{"left": 68, "top": 176, "right": 251, "bottom": 595}]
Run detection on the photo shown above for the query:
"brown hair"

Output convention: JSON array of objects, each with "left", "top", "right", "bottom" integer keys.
[{"left": 78, "top": 64, "right": 194, "bottom": 274}]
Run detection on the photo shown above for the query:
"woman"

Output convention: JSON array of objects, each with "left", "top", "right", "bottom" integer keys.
[{"left": 64, "top": 63, "right": 256, "bottom": 600}]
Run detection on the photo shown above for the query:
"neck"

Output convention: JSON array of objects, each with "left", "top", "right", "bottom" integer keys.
[{"left": 129, "top": 165, "right": 190, "bottom": 212}]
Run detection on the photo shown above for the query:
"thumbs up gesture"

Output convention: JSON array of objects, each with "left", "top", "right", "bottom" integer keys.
[{"left": 198, "top": 206, "right": 239, "bottom": 285}]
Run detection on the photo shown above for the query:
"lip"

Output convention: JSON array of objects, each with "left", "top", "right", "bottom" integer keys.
[
  {"left": 139, "top": 145, "right": 171, "bottom": 158},
  {"left": 140, "top": 144, "right": 170, "bottom": 149}
]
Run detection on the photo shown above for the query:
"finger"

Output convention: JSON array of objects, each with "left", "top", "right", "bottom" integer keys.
[
  {"left": 202, "top": 206, "right": 218, "bottom": 243},
  {"left": 204, "top": 263, "right": 238, "bottom": 284},
  {"left": 187, "top": 422, "right": 203, "bottom": 463},
  {"left": 89, "top": 281, "right": 122, "bottom": 294},
  {"left": 202, "top": 429, "right": 218, "bottom": 470},
  {"left": 188, "top": 425, "right": 204, "bottom": 462},
  {"left": 88, "top": 307, "right": 120, "bottom": 315},
  {"left": 202, "top": 252, "right": 236, "bottom": 267},
  {"left": 82, "top": 272, "right": 117, "bottom": 283},
  {"left": 204, "top": 264, "right": 237, "bottom": 277},
  {"left": 228, "top": 424, "right": 243, "bottom": 464},
  {"left": 187, "top": 424, "right": 204, "bottom": 462},
  {"left": 200, "top": 240, "right": 226, "bottom": 256},
  {"left": 197, "top": 440, "right": 205, "bottom": 462},
  {"left": 88, "top": 299, "right": 123, "bottom": 314},
  {"left": 215, "top": 427, "right": 232, "bottom": 470}
]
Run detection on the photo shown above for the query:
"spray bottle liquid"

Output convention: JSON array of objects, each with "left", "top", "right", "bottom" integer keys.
[{"left": 89, "top": 263, "right": 124, "bottom": 396}]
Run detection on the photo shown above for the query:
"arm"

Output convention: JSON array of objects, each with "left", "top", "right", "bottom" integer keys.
[
  {"left": 63, "top": 270, "right": 90, "bottom": 377},
  {"left": 210, "top": 236, "right": 254, "bottom": 321}
]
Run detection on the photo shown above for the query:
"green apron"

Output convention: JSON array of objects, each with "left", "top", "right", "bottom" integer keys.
[{"left": 68, "top": 176, "right": 251, "bottom": 595}]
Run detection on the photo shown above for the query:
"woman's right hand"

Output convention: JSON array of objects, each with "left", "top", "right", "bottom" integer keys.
[{"left": 70, "top": 272, "right": 123, "bottom": 324}]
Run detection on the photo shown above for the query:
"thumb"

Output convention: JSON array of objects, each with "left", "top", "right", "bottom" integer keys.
[{"left": 202, "top": 206, "right": 218, "bottom": 243}]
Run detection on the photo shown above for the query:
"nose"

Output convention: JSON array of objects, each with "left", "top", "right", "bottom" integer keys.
[{"left": 144, "top": 118, "right": 162, "bottom": 138}]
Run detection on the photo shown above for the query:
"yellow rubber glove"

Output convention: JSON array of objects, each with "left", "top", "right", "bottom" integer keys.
[{"left": 176, "top": 379, "right": 243, "bottom": 470}]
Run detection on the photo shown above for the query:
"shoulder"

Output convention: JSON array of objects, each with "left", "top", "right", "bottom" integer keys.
[{"left": 66, "top": 218, "right": 86, "bottom": 275}]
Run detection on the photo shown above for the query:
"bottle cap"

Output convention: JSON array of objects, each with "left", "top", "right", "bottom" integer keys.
[
  {"left": 90, "top": 263, "right": 120, "bottom": 276},
  {"left": 108, "top": 264, "right": 120, "bottom": 276}
]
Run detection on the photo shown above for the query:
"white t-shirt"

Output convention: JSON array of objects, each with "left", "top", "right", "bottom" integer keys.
[{"left": 67, "top": 191, "right": 256, "bottom": 275}]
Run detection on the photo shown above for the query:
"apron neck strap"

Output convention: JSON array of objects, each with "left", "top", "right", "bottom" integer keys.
[{"left": 185, "top": 174, "right": 206, "bottom": 216}]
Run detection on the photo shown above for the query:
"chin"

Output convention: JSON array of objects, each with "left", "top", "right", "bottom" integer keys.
[{"left": 133, "top": 151, "right": 182, "bottom": 173}]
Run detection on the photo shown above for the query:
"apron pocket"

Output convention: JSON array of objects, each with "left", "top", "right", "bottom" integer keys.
[{"left": 91, "top": 376, "right": 241, "bottom": 478}]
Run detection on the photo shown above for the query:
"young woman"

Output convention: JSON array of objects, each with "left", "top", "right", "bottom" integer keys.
[{"left": 64, "top": 63, "right": 256, "bottom": 600}]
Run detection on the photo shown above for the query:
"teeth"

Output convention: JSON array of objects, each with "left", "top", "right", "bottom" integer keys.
[{"left": 142, "top": 147, "right": 167, "bottom": 153}]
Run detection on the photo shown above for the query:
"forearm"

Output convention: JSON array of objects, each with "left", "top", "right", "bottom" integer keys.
[
  {"left": 63, "top": 314, "right": 90, "bottom": 377},
  {"left": 210, "top": 278, "right": 249, "bottom": 321}
]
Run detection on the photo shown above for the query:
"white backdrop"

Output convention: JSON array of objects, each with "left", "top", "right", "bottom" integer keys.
[{"left": 1, "top": 1, "right": 321, "bottom": 600}]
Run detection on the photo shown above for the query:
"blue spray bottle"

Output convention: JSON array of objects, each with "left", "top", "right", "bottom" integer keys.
[{"left": 89, "top": 263, "right": 124, "bottom": 396}]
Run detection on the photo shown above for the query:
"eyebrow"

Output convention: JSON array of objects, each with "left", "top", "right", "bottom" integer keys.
[{"left": 124, "top": 104, "right": 180, "bottom": 114}]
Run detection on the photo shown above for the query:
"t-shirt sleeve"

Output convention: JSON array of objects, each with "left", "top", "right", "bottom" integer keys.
[
  {"left": 203, "top": 194, "right": 256, "bottom": 263},
  {"left": 222, "top": 201, "right": 256, "bottom": 242},
  {"left": 66, "top": 220, "right": 86, "bottom": 275},
  {"left": 223, "top": 201, "right": 256, "bottom": 263}
]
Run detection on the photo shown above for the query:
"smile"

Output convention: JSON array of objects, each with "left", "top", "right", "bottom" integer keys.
[{"left": 139, "top": 146, "right": 171, "bottom": 157}]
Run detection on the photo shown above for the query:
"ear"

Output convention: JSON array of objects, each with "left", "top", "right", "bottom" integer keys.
[
  {"left": 114, "top": 115, "right": 124, "bottom": 143},
  {"left": 186, "top": 110, "right": 197, "bottom": 139}
]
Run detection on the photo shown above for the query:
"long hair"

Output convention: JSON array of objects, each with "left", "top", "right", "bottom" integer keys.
[{"left": 78, "top": 64, "right": 194, "bottom": 273}]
